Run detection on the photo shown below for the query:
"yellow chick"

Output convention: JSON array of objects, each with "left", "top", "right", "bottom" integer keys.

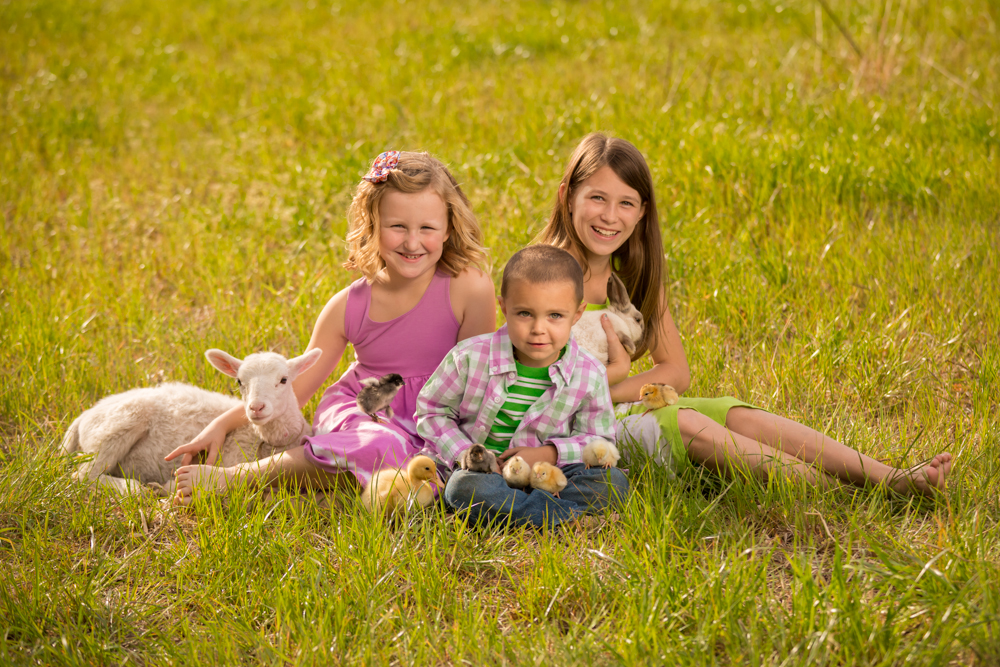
[
  {"left": 582, "top": 438, "right": 621, "bottom": 469},
  {"left": 362, "top": 455, "right": 442, "bottom": 514},
  {"left": 530, "top": 462, "right": 568, "bottom": 498},
  {"left": 405, "top": 455, "right": 443, "bottom": 510},
  {"left": 640, "top": 383, "right": 679, "bottom": 410},
  {"left": 502, "top": 455, "right": 531, "bottom": 490},
  {"left": 361, "top": 466, "right": 410, "bottom": 513}
]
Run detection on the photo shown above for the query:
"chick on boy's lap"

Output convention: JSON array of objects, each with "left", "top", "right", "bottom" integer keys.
[
  {"left": 416, "top": 246, "right": 629, "bottom": 528},
  {"left": 444, "top": 463, "right": 628, "bottom": 527}
]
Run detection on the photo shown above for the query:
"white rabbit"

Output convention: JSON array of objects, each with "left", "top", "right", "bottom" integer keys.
[{"left": 571, "top": 273, "right": 644, "bottom": 364}]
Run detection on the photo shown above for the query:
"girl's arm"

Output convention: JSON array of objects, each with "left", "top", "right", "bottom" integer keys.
[
  {"left": 165, "top": 287, "right": 350, "bottom": 465},
  {"left": 450, "top": 268, "right": 497, "bottom": 341},
  {"left": 164, "top": 403, "right": 249, "bottom": 466},
  {"left": 293, "top": 287, "right": 351, "bottom": 408},
  {"left": 605, "top": 289, "right": 690, "bottom": 403}
]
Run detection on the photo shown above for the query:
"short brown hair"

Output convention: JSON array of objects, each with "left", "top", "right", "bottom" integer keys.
[
  {"left": 536, "top": 133, "right": 664, "bottom": 358},
  {"left": 344, "top": 151, "right": 489, "bottom": 281},
  {"left": 501, "top": 245, "right": 584, "bottom": 304}
]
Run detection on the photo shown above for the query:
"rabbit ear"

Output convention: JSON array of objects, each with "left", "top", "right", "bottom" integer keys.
[
  {"left": 607, "top": 273, "right": 631, "bottom": 309},
  {"left": 620, "top": 335, "right": 637, "bottom": 356}
]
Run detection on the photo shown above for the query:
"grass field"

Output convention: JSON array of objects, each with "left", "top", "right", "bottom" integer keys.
[{"left": 2, "top": 0, "right": 999, "bottom": 663}]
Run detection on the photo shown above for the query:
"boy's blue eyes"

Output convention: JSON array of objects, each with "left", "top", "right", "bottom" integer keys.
[{"left": 517, "top": 311, "right": 564, "bottom": 319}]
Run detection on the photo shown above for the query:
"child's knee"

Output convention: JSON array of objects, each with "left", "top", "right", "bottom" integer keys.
[
  {"left": 443, "top": 470, "right": 498, "bottom": 510},
  {"left": 443, "top": 471, "right": 474, "bottom": 509}
]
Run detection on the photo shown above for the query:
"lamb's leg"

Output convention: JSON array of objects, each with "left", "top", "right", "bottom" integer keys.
[
  {"left": 94, "top": 475, "right": 145, "bottom": 495},
  {"left": 76, "top": 416, "right": 150, "bottom": 482}
]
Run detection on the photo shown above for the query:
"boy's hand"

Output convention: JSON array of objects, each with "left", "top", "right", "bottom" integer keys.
[{"left": 498, "top": 444, "right": 557, "bottom": 470}]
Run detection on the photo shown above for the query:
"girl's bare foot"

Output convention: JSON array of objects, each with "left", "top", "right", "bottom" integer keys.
[
  {"left": 885, "top": 453, "right": 952, "bottom": 497},
  {"left": 173, "top": 464, "right": 237, "bottom": 506}
]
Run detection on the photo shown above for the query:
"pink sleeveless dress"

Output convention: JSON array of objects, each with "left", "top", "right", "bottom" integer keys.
[{"left": 302, "top": 270, "right": 461, "bottom": 486}]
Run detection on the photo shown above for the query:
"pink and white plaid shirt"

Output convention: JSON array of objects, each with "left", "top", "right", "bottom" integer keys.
[{"left": 415, "top": 325, "right": 615, "bottom": 467}]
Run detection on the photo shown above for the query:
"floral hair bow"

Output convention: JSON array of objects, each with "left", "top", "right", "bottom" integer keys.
[{"left": 363, "top": 150, "right": 400, "bottom": 183}]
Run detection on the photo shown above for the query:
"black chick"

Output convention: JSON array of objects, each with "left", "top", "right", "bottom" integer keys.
[
  {"left": 356, "top": 373, "right": 405, "bottom": 423},
  {"left": 458, "top": 444, "right": 500, "bottom": 473}
]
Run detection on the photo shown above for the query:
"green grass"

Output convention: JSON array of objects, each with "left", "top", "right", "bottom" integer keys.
[{"left": 2, "top": 0, "right": 999, "bottom": 663}]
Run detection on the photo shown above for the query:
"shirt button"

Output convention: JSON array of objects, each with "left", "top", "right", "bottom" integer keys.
[
  {"left": 493, "top": 397, "right": 500, "bottom": 403},
  {"left": 508, "top": 372, "right": 515, "bottom": 380}
]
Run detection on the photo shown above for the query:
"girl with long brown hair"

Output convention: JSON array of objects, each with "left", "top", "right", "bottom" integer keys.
[{"left": 539, "top": 133, "right": 951, "bottom": 495}]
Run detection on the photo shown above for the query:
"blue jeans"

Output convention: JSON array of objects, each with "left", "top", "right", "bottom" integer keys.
[{"left": 443, "top": 463, "right": 629, "bottom": 528}]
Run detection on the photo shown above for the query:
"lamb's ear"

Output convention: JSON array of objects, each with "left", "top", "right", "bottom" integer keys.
[
  {"left": 287, "top": 348, "right": 323, "bottom": 379},
  {"left": 206, "top": 349, "right": 243, "bottom": 378},
  {"left": 607, "top": 274, "right": 631, "bottom": 309}
]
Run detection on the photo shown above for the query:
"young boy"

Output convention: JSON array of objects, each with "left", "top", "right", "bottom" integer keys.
[{"left": 415, "top": 245, "right": 628, "bottom": 528}]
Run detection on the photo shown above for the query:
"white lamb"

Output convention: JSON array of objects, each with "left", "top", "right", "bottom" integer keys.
[
  {"left": 572, "top": 273, "right": 644, "bottom": 364},
  {"left": 60, "top": 348, "right": 322, "bottom": 496}
]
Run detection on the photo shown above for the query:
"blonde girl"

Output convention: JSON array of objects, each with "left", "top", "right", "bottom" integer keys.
[
  {"left": 168, "top": 151, "right": 496, "bottom": 503},
  {"left": 538, "top": 133, "right": 951, "bottom": 495}
]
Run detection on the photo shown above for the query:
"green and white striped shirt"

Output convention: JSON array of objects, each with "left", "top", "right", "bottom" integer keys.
[{"left": 483, "top": 360, "right": 554, "bottom": 453}]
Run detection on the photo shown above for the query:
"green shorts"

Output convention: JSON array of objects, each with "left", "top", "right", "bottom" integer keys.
[{"left": 615, "top": 397, "right": 757, "bottom": 473}]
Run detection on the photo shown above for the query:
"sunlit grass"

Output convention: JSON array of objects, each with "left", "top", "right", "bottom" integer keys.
[{"left": 2, "top": 0, "right": 998, "bottom": 663}]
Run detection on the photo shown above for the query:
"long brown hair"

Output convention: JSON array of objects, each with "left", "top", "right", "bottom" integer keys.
[
  {"left": 537, "top": 133, "right": 665, "bottom": 358},
  {"left": 345, "top": 151, "right": 489, "bottom": 281}
]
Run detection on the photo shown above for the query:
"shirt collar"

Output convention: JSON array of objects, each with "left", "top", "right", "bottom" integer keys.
[{"left": 488, "top": 325, "right": 517, "bottom": 375}]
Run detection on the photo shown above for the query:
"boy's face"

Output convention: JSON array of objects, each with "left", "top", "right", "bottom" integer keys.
[{"left": 499, "top": 279, "right": 585, "bottom": 368}]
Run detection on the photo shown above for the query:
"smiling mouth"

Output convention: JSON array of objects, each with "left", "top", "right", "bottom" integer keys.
[
  {"left": 592, "top": 227, "right": 619, "bottom": 238},
  {"left": 397, "top": 252, "right": 423, "bottom": 260}
]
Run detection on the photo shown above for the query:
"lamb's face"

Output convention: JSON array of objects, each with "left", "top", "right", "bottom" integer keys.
[{"left": 236, "top": 353, "right": 293, "bottom": 425}]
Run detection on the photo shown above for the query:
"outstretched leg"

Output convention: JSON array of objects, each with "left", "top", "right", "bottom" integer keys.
[
  {"left": 677, "top": 409, "right": 837, "bottom": 488},
  {"left": 173, "top": 445, "right": 356, "bottom": 506},
  {"left": 723, "top": 408, "right": 951, "bottom": 496}
]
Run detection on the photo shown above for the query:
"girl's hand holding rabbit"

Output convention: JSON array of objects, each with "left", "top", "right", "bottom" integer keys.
[{"left": 600, "top": 313, "right": 632, "bottom": 388}]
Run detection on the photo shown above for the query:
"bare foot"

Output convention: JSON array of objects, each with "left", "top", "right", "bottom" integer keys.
[
  {"left": 886, "top": 453, "right": 952, "bottom": 497},
  {"left": 173, "top": 464, "right": 237, "bottom": 506}
]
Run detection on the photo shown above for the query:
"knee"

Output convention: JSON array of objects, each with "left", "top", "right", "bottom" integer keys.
[{"left": 443, "top": 470, "right": 492, "bottom": 510}]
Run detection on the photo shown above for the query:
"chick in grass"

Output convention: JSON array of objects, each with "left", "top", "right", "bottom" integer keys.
[
  {"left": 530, "top": 461, "right": 568, "bottom": 498},
  {"left": 582, "top": 438, "right": 621, "bottom": 469},
  {"left": 361, "top": 466, "right": 408, "bottom": 513},
  {"left": 362, "top": 455, "right": 443, "bottom": 514},
  {"left": 639, "top": 383, "right": 679, "bottom": 411},
  {"left": 357, "top": 373, "right": 405, "bottom": 423},
  {"left": 458, "top": 443, "right": 500, "bottom": 474},
  {"left": 501, "top": 455, "right": 531, "bottom": 490}
]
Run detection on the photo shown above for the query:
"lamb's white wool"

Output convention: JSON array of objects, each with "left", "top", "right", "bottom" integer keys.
[
  {"left": 61, "top": 348, "right": 322, "bottom": 496},
  {"left": 571, "top": 274, "right": 644, "bottom": 364}
]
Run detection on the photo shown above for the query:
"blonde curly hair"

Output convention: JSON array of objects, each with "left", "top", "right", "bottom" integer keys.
[{"left": 344, "top": 152, "right": 489, "bottom": 281}]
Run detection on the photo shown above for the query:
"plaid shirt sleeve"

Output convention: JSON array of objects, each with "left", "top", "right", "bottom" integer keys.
[
  {"left": 415, "top": 347, "right": 478, "bottom": 468},
  {"left": 543, "top": 363, "right": 616, "bottom": 465}
]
